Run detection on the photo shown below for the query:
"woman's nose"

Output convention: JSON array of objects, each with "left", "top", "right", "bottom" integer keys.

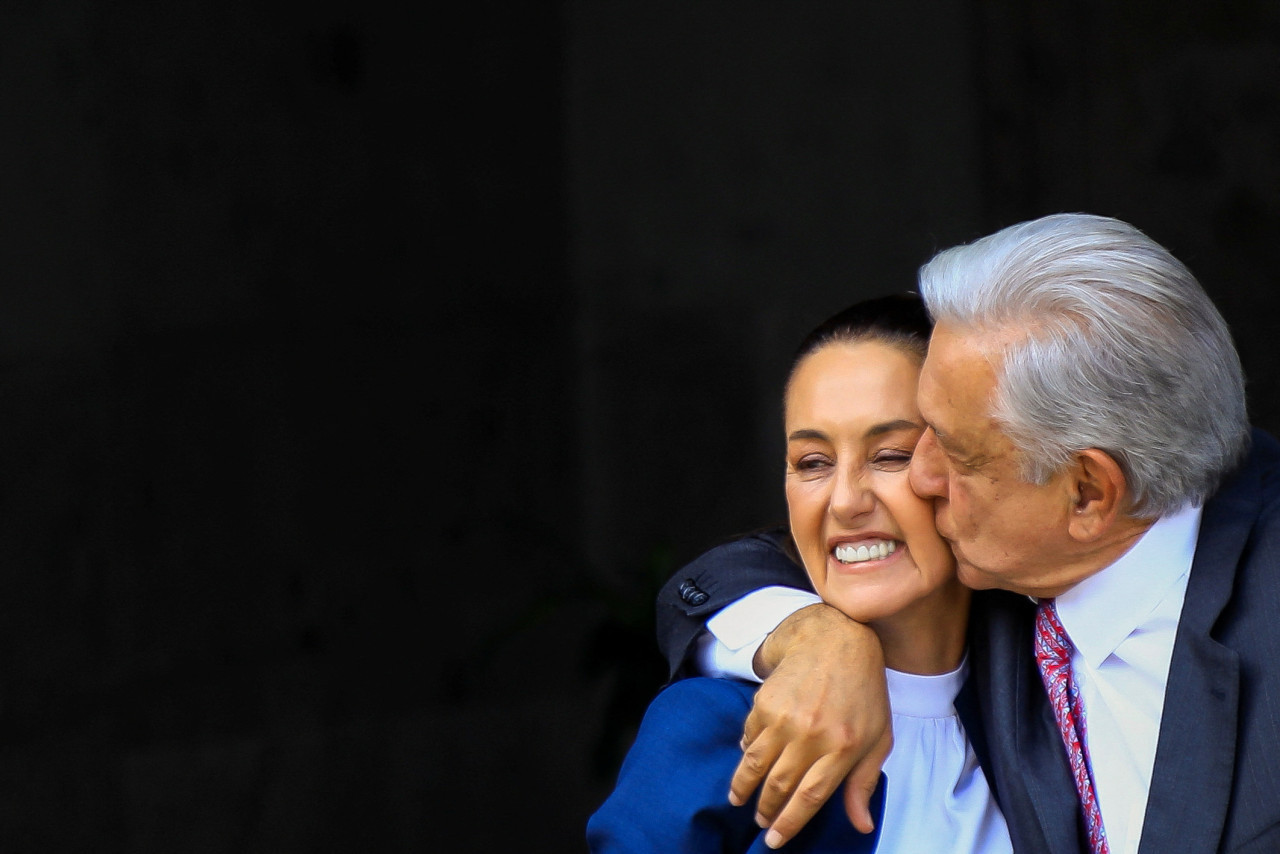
[
  {"left": 830, "top": 465, "right": 875, "bottom": 520},
  {"left": 909, "top": 427, "right": 947, "bottom": 499}
]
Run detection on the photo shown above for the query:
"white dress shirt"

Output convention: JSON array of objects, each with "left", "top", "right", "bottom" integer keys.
[
  {"left": 1050, "top": 503, "right": 1199, "bottom": 854},
  {"left": 698, "top": 504, "right": 1201, "bottom": 854}
]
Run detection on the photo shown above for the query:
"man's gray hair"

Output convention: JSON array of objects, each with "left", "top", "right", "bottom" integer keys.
[{"left": 919, "top": 213, "right": 1250, "bottom": 517}]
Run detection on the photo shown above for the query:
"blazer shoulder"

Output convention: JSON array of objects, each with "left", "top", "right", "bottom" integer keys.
[
  {"left": 1205, "top": 429, "right": 1280, "bottom": 553},
  {"left": 684, "top": 527, "right": 800, "bottom": 576}
]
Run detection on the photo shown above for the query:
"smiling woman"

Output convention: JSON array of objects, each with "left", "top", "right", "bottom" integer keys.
[
  {"left": 785, "top": 338, "right": 965, "bottom": 676},
  {"left": 586, "top": 294, "right": 1012, "bottom": 853}
]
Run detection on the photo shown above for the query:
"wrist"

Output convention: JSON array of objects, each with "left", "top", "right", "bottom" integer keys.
[{"left": 755, "top": 603, "right": 877, "bottom": 678}]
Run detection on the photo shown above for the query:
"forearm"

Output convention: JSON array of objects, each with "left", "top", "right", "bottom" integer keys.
[{"left": 654, "top": 528, "right": 811, "bottom": 679}]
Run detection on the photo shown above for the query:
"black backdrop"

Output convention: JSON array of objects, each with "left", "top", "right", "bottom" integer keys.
[{"left": 1, "top": 2, "right": 1279, "bottom": 852}]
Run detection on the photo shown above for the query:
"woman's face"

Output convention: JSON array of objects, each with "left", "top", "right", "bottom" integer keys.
[{"left": 784, "top": 340, "right": 957, "bottom": 626}]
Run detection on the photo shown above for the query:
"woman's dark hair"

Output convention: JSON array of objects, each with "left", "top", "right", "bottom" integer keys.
[{"left": 789, "top": 292, "right": 933, "bottom": 380}]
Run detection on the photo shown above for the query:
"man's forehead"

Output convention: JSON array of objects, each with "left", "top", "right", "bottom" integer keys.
[
  {"left": 919, "top": 322, "right": 1006, "bottom": 437},
  {"left": 923, "top": 325, "right": 1000, "bottom": 396},
  {"left": 928, "top": 320, "right": 1021, "bottom": 367}
]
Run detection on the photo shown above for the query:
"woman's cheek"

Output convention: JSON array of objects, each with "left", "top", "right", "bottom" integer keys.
[{"left": 883, "top": 476, "right": 946, "bottom": 562}]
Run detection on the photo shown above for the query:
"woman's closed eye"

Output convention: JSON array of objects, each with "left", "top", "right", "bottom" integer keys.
[
  {"left": 790, "top": 453, "right": 833, "bottom": 475},
  {"left": 871, "top": 448, "right": 913, "bottom": 471}
]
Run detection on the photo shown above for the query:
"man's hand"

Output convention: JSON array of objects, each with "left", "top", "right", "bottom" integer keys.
[{"left": 729, "top": 603, "right": 891, "bottom": 849}]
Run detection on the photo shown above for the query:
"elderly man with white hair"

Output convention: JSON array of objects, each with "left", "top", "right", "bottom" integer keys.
[{"left": 657, "top": 213, "right": 1280, "bottom": 854}]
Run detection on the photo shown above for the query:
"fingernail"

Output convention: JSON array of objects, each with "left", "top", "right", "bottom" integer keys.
[
  {"left": 765, "top": 829, "right": 783, "bottom": 849},
  {"left": 755, "top": 812, "right": 767, "bottom": 828},
  {"left": 728, "top": 792, "right": 742, "bottom": 807}
]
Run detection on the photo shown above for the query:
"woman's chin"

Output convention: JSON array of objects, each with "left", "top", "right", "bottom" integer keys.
[{"left": 822, "top": 583, "right": 904, "bottom": 625}]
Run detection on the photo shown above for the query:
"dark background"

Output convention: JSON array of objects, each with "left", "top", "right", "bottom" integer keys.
[{"left": 1, "top": 1, "right": 1279, "bottom": 851}]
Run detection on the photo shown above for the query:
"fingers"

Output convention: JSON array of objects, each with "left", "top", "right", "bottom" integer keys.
[
  {"left": 728, "top": 723, "right": 781, "bottom": 807},
  {"left": 840, "top": 761, "right": 879, "bottom": 834},
  {"left": 723, "top": 607, "right": 892, "bottom": 847},
  {"left": 730, "top": 735, "right": 822, "bottom": 822},
  {"left": 729, "top": 698, "right": 882, "bottom": 829},
  {"left": 752, "top": 742, "right": 804, "bottom": 825},
  {"left": 760, "top": 754, "right": 851, "bottom": 848},
  {"left": 741, "top": 707, "right": 763, "bottom": 745},
  {"left": 841, "top": 728, "right": 894, "bottom": 834},
  {"left": 735, "top": 725, "right": 893, "bottom": 849}
]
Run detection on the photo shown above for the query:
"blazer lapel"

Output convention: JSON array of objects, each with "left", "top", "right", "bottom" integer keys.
[
  {"left": 972, "top": 593, "right": 1086, "bottom": 854},
  {"left": 1136, "top": 468, "right": 1251, "bottom": 854}
]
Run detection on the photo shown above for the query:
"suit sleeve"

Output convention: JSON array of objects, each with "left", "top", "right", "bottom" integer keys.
[
  {"left": 586, "top": 678, "right": 762, "bottom": 853},
  {"left": 586, "top": 677, "right": 882, "bottom": 854},
  {"left": 655, "top": 528, "right": 813, "bottom": 681}
]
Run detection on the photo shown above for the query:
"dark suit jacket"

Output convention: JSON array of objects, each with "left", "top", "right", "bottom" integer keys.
[
  {"left": 587, "top": 677, "right": 884, "bottom": 853},
  {"left": 656, "top": 428, "right": 1280, "bottom": 854}
]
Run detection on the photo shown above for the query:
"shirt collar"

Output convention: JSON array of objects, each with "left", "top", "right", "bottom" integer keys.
[{"left": 1053, "top": 503, "right": 1201, "bottom": 669}]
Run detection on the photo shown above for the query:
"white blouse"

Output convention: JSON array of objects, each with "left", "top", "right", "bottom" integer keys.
[{"left": 877, "top": 659, "right": 1013, "bottom": 854}]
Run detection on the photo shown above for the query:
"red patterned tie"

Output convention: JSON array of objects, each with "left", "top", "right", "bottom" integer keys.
[{"left": 1035, "top": 599, "right": 1109, "bottom": 854}]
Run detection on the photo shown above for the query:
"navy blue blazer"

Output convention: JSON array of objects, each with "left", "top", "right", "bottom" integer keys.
[
  {"left": 656, "top": 429, "right": 1280, "bottom": 854},
  {"left": 587, "top": 677, "right": 884, "bottom": 853}
]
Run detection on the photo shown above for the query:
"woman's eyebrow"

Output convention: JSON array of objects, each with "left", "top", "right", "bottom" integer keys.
[
  {"left": 866, "top": 419, "right": 921, "bottom": 438},
  {"left": 788, "top": 420, "right": 921, "bottom": 443}
]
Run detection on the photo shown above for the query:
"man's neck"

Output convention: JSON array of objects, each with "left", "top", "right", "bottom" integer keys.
[{"left": 1034, "top": 513, "right": 1159, "bottom": 600}]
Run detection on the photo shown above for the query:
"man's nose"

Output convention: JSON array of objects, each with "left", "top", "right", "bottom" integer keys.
[{"left": 909, "top": 427, "right": 947, "bottom": 499}]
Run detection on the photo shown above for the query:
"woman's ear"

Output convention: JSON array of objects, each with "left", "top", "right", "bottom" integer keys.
[{"left": 1066, "top": 448, "right": 1129, "bottom": 542}]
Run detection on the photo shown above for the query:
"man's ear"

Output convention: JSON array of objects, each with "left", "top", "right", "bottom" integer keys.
[{"left": 1067, "top": 448, "right": 1128, "bottom": 542}]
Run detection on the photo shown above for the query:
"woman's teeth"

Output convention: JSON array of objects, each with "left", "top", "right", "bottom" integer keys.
[{"left": 834, "top": 540, "right": 896, "bottom": 564}]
